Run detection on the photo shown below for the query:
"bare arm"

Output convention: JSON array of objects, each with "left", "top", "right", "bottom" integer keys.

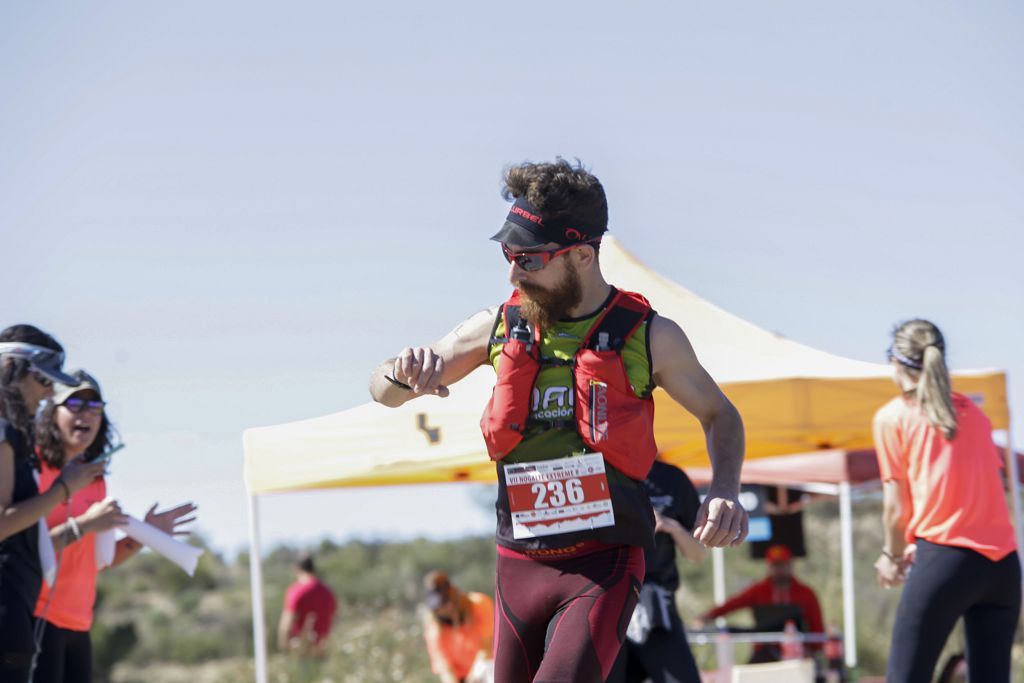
[
  {"left": 0, "top": 444, "right": 106, "bottom": 542},
  {"left": 649, "top": 315, "right": 747, "bottom": 547},
  {"left": 422, "top": 614, "right": 461, "bottom": 683},
  {"left": 0, "top": 442, "right": 63, "bottom": 540},
  {"left": 1, "top": 443, "right": 98, "bottom": 542},
  {"left": 111, "top": 537, "right": 143, "bottom": 566},
  {"left": 277, "top": 609, "right": 296, "bottom": 651},
  {"left": 654, "top": 512, "right": 707, "bottom": 564},
  {"left": 50, "top": 498, "right": 129, "bottom": 554},
  {"left": 881, "top": 479, "right": 911, "bottom": 558},
  {"left": 369, "top": 307, "right": 497, "bottom": 408},
  {"left": 875, "top": 478, "right": 913, "bottom": 587}
]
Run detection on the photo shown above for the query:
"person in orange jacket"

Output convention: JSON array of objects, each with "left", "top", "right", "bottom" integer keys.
[{"left": 421, "top": 571, "right": 493, "bottom": 683}]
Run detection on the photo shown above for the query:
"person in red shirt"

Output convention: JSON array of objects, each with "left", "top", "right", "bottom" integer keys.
[
  {"left": 32, "top": 370, "right": 197, "bottom": 683},
  {"left": 698, "top": 544, "right": 824, "bottom": 663},
  {"left": 277, "top": 553, "right": 337, "bottom": 657},
  {"left": 873, "top": 319, "right": 1019, "bottom": 683}
]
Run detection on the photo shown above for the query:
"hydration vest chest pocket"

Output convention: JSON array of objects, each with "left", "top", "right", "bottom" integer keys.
[
  {"left": 481, "top": 339, "right": 540, "bottom": 460},
  {"left": 574, "top": 349, "right": 657, "bottom": 481}
]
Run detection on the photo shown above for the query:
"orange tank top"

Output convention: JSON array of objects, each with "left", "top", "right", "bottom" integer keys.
[{"left": 34, "top": 464, "right": 107, "bottom": 631}]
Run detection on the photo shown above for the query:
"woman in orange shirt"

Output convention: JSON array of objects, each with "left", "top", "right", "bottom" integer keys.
[
  {"left": 32, "top": 371, "right": 197, "bottom": 683},
  {"left": 873, "top": 319, "right": 1019, "bottom": 683}
]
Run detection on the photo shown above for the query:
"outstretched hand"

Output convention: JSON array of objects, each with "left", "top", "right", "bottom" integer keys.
[
  {"left": 693, "top": 490, "right": 748, "bottom": 547},
  {"left": 144, "top": 502, "right": 198, "bottom": 537}
]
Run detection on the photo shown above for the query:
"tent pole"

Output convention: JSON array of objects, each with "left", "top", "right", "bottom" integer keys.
[
  {"left": 1003, "top": 421, "right": 1024, "bottom": 652},
  {"left": 838, "top": 481, "right": 858, "bottom": 672},
  {"left": 712, "top": 547, "right": 726, "bottom": 625},
  {"left": 247, "top": 493, "right": 269, "bottom": 683}
]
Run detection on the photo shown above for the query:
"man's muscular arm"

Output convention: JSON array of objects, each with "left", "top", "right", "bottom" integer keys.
[
  {"left": 369, "top": 307, "right": 497, "bottom": 408},
  {"left": 649, "top": 314, "right": 748, "bottom": 548}
]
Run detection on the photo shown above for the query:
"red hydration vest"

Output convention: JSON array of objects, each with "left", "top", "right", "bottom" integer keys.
[{"left": 480, "top": 288, "right": 659, "bottom": 481}]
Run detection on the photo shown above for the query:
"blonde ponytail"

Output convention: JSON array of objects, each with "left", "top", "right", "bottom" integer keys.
[
  {"left": 891, "top": 319, "right": 958, "bottom": 440},
  {"left": 917, "top": 344, "right": 957, "bottom": 440}
]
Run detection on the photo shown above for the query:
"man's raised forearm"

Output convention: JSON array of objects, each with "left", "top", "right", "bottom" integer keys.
[
  {"left": 369, "top": 359, "right": 411, "bottom": 407},
  {"left": 704, "top": 403, "right": 745, "bottom": 493}
]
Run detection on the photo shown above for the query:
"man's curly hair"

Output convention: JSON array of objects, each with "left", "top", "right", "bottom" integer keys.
[{"left": 501, "top": 158, "right": 608, "bottom": 235}]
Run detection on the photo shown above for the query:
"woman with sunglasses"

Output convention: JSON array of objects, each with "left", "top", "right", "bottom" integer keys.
[
  {"left": 31, "top": 370, "right": 197, "bottom": 683},
  {"left": 0, "top": 325, "right": 105, "bottom": 683},
  {"left": 873, "top": 319, "right": 1019, "bottom": 683}
]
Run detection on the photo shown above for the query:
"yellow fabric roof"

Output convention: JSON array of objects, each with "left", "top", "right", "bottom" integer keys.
[{"left": 243, "top": 238, "right": 1008, "bottom": 494}]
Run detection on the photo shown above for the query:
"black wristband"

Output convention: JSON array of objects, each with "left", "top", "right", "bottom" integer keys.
[{"left": 385, "top": 375, "right": 413, "bottom": 391}]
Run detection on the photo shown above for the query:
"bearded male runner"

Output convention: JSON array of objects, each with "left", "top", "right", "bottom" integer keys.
[{"left": 370, "top": 159, "right": 747, "bottom": 683}]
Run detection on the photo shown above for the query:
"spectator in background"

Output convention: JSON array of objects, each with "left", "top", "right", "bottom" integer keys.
[
  {"left": 0, "top": 325, "right": 105, "bottom": 682},
  {"left": 421, "top": 570, "right": 493, "bottom": 683},
  {"left": 698, "top": 544, "right": 824, "bottom": 663},
  {"left": 608, "top": 458, "right": 706, "bottom": 683},
  {"left": 32, "top": 370, "right": 197, "bottom": 683},
  {"left": 278, "top": 553, "right": 337, "bottom": 657}
]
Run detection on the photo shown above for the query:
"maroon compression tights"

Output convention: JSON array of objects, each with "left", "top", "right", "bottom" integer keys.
[{"left": 493, "top": 543, "right": 644, "bottom": 683}]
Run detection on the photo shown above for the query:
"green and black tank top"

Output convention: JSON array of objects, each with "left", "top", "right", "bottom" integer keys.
[{"left": 488, "top": 288, "right": 657, "bottom": 552}]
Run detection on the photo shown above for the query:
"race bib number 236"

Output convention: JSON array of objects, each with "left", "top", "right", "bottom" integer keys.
[{"left": 504, "top": 454, "right": 615, "bottom": 539}]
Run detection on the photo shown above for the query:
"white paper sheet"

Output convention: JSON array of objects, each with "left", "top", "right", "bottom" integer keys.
[
  {"left": 32, "top": 470, "right": 57, "bottom": 586},
  {"left": 124, "top": 516, "right": 204, "bottom": 576},
  {"left": 38, "top": 519, "right": 57, "bottom": 587},
  {"left": 95, "top": 529, "right": 117, "bottom": 569}
]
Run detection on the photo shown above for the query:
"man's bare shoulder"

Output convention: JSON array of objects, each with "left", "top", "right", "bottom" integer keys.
[{"left": 648, "top": 313, "right": 693, "bottom": 348}]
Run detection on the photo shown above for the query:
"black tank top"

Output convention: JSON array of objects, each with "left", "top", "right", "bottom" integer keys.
[{"left": 0, "top": 419, "right": 42, "bottom": 616}]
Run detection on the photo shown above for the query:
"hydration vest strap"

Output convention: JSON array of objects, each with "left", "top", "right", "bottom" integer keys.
[
  {"left": 489, "top": 303, "right": 534, "bottom": 346},
  {"left": 527, "top": 418, "right": 574, "bottom": 432},
  {"left": 488, "top": 305, "right": 505, "bottom": 347},
  {"left": 503, "top": 304, "right": 522, "bottom": 336},
  {"left": 538, "top": 356, "right": 574, "bottom": 367},
  {"left": 581, "top": 291, "right": 652, "bottom": 351}
]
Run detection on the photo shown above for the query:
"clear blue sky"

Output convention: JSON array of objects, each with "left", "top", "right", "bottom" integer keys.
[{"left": 2, "top": 2, "right": 1021, "bottom": 554}]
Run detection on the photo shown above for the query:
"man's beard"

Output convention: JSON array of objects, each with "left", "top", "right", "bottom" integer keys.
[{"left": 517, "top": 263, "right": 583, "bottom": 331}]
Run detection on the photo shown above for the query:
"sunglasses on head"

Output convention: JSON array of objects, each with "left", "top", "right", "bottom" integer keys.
[
  {"left": 501, "top": 239, "right": 600, "bottom": 272},
  {"left": 61, "top": 397, "right": 106, "bottom": 415}
]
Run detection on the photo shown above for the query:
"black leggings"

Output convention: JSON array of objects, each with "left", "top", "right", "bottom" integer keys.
[
  {"left": 606, "top": 602, "right": 701, "bottom": 683},
  {"left": 0, "top": 593, "right": 34, "bottom": 683},
  {"left": 32, "top": 622, "right": 92, "bottom": 683},
  {"left": 887, "top": 540, "right": 1021, "bottom": 683}
]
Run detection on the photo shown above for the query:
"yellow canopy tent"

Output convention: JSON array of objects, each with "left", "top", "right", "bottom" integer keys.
[
  {"left": 241, "top": 238, "right": 1019, "bottom": 681},
  {"left": 243, "top": 237, "right": 1009, "bottom": 493}
]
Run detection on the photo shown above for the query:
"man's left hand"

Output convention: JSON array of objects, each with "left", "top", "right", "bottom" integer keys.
[{"left": 693, "top": 490, "right": 748, "bottom": 547}]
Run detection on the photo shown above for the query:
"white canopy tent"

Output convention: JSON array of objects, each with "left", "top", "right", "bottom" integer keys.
[{"left": 242, "top": 238, "right": 1020, "bottom": 682}]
